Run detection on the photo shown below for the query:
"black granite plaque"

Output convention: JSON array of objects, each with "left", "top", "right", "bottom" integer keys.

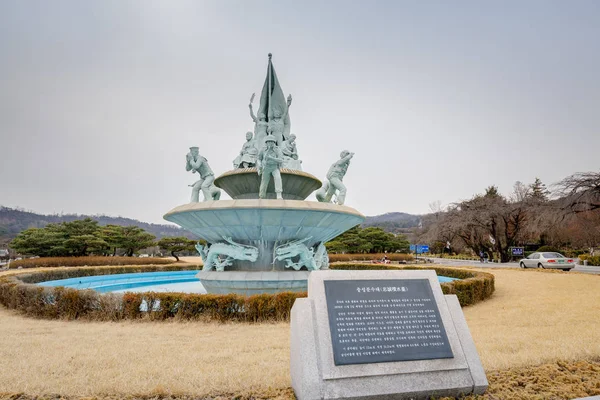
[{"left": 324, "top": 279, "right": 454, "bottom": 366}]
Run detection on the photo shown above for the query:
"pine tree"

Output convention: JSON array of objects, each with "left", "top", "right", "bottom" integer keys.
[
  {"left": 529, "top": 177, "right": 550, "bottom": 202},
  {"left": 485, "top": 185, "right": 500, "bottom": 197}
]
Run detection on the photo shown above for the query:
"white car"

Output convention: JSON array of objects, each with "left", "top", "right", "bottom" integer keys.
[{"left": 519, "top": 252, "right": 575, "bottom": 271}]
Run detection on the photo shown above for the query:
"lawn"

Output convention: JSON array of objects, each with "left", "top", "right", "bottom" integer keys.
[{"left": 0, "top": 267, "right": 599, "bottom": 399}]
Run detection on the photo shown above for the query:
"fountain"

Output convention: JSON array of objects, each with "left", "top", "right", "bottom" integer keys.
[{"left": 163, "top": 54, "right": 365, "bottom": 295}]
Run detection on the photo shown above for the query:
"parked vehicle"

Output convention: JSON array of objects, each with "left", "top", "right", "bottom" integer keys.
[{"left": 519, "top": 252, "right": 575, "bottom": 271}]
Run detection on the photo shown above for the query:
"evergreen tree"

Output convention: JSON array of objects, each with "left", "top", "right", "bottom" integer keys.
[
  {"left": 529, "top": 177, "right": 550, "bottom": 202},
  {"left": 10, "top": 219, "right": 155, "bottom": 257},
  {"left": 99, "top": 225, "right": 126, "bottom": 256},
  {"left": 326, "top": 226, "right": 410, "bottom": 254},
  {"left": 10, "top": 227, "right": 65, "bottom": 257},
  {"left": 485, "top": 185, "right": 500, "bottom": 197},
  {"left": 118, "top": 226, "right": 156, "bottom": 256},
  {"left": 157, "top": 236, "right": 197, "bottom": 261}
]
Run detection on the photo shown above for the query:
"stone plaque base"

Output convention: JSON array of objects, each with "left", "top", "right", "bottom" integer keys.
[{"left": 290, "top": 270, "right": 488, "bottom": 400}]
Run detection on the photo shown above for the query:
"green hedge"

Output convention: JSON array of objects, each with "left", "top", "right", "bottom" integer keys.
[
  {"left": 328, "top": 253, "right": 414, "bottom": 263},
  {"left": 330, "top": 263, "right": 495, "bottom": 306},
  {"left": 8, "top": 256, "right": 175, "bottom": 269},
  {"left": 579, "top": 255, "right": 600, "bottom": 266},
  {"left": 0, "top": 263, "right": 494, "bottom": 323},
  {"left": 536, "top": 245, "right": 559, "bottom": 253},
  {"left": 434, "top": 254, "right": 481, "bottom": 261},
  {"left": 0, "top": 265, "right": 305, "bottom": 322}
]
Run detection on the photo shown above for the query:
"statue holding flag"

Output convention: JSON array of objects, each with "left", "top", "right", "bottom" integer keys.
[
  {"left": 251, "top": 53, "right": 294, "bottom": 151},
  {"left": 268, "top": 94, "right": 292, "bottom": 145},
  {"left": 249, "top": 93, "right": 268, "bottom": 151}
]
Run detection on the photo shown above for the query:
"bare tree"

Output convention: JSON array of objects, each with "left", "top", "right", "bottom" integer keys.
[
  {"left": 554, "top": 171, "right": 600, "bottom": 213},
  {"left": 418, "top": 172, "right": 600, "bottom": 259},
  {"left": 510, "top": 181, "right": 530, "bottom": 203},
  {"left": 428, "top": 200, "right": 445, "bottom": 220},
  {"left": 432, "top": 191, "right": 530, "bottom": 262},
  {"left": 553, "top": 211, "right": 600, "bottom": 250}
]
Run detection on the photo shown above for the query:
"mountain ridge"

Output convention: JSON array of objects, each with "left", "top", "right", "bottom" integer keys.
[
  {"left": 362, "top": 211, "right": 421, "bottom": 233},
  {"left": 0, "top": 206, "right": 195, "bottom": 245}
]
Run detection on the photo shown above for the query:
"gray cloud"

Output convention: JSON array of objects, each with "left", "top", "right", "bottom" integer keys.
[{"left": 1, "top": 1, "right": 599, "bottom": 223}]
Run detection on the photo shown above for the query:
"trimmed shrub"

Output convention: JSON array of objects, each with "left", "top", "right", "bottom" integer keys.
[
  {"left": 330, "top": 263, "right": 495, "bottom": 306},
  {"left": 328, "top": 253, "right": 414, "bottom": 263},
  {"left": 0, "top": 265, "right": 306, "bottom": 323},
  {"left": 563, "top": 249, "right": 588, "bottom": 258},
  {"left": 435, "top": 254, "right": 481, "bottom": 261},
  {"left": 581, "top": 255, "right": 600, "bottom": 266},
  {"left": 0, "top": 263, "right": 493, "bottom": 323},
  {"left": 8, "top": 256, "right": 175, "bottom": 269},
  {"left": 536, "top": 246, "right": 559, "bottom": 253},
  {"left": 328, "top": 264, "right": 400, "bottom": 271}
]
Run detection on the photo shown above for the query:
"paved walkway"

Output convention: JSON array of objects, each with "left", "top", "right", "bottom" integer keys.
[{"left": 429, "top": 257, "right": 600, "bottom": 275}]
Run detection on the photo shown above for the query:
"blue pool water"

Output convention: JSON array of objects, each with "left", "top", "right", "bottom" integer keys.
[
  {"left": 38, "top": 271, "right": 458, "bottom": 294},
  {"left": 38, "top": 270, "right": 206, "bottom": 294},
  {"left": 438, "top": 276, "right": 458, "bottom": 283}
]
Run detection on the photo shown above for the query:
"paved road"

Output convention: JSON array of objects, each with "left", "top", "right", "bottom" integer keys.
[{"left": 428, "top": 257, "right": 600, "bottom": 275}]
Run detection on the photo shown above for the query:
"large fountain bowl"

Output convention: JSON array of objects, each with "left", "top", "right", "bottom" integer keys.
[{"left": 164, "top": 199, "right": 365, "bottom": 272}]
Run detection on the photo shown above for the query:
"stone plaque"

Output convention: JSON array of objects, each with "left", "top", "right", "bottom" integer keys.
[
  {"left": 290, "top": 270, "right": 488, "bottom": 399},
  {"left": 324, "top": 279, "right": 454, "bottom": 366}
]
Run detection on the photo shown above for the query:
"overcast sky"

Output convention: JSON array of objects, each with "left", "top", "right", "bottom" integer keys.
[{"left": 1, "top": 1, "right": 599, "bottom": 224}]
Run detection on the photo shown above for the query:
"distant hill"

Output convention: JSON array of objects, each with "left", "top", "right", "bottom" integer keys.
[
  {"left": 0, "top": 206, "right": 195, "bottom": 245},
  {"left": 362, "top": 212, "right": 421, "bottom": 233}
]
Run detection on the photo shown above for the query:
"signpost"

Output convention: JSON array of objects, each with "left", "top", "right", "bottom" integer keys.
[
  {"left": 510, "top": 247, "right": 524, "bottom": 257},
  {"left": 410, "top": 244, "right": 430, "bottom": 260},
  {"left": 510, "top": 247, "right": 524, "bottom": 261}
]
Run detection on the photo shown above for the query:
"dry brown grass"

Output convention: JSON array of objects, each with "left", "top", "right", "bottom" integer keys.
[
  {"left": 0, "top": 267, "right": 599, "bottom": 399},
  {"left": 0, "top": 308, "right": 290, "bottom": 397},
  {"left": 463, "top": 268, "right": 600, "bottom": 371},
  {"left": 440, "top": 359, "right": 600, "bottom": 400}
]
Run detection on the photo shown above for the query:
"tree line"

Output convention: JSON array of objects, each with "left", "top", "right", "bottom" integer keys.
[
  {"left": 326, "top": 226, "right": 410, "bottom": 254},
  {"left": 9, "top": 218, "right": 198, "bottom": 261},
  {"left": 416, "top": 171, "right": 600, "bottom": 262},
  {"left": 9, "top": 219, "right": 411, "bottom": 260}
]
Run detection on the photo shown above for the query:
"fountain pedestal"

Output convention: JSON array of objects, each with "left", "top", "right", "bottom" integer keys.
[{"left": 197, "top": 271, "right": 310, "bottom": 295}]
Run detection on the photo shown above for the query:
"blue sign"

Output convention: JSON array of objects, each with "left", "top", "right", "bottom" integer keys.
[
  {"left": 511, "top": 247, "right": 524, "bottom": 256},
  {"left": 410, "top": 244, "right": 430, "bottom": 254}
]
